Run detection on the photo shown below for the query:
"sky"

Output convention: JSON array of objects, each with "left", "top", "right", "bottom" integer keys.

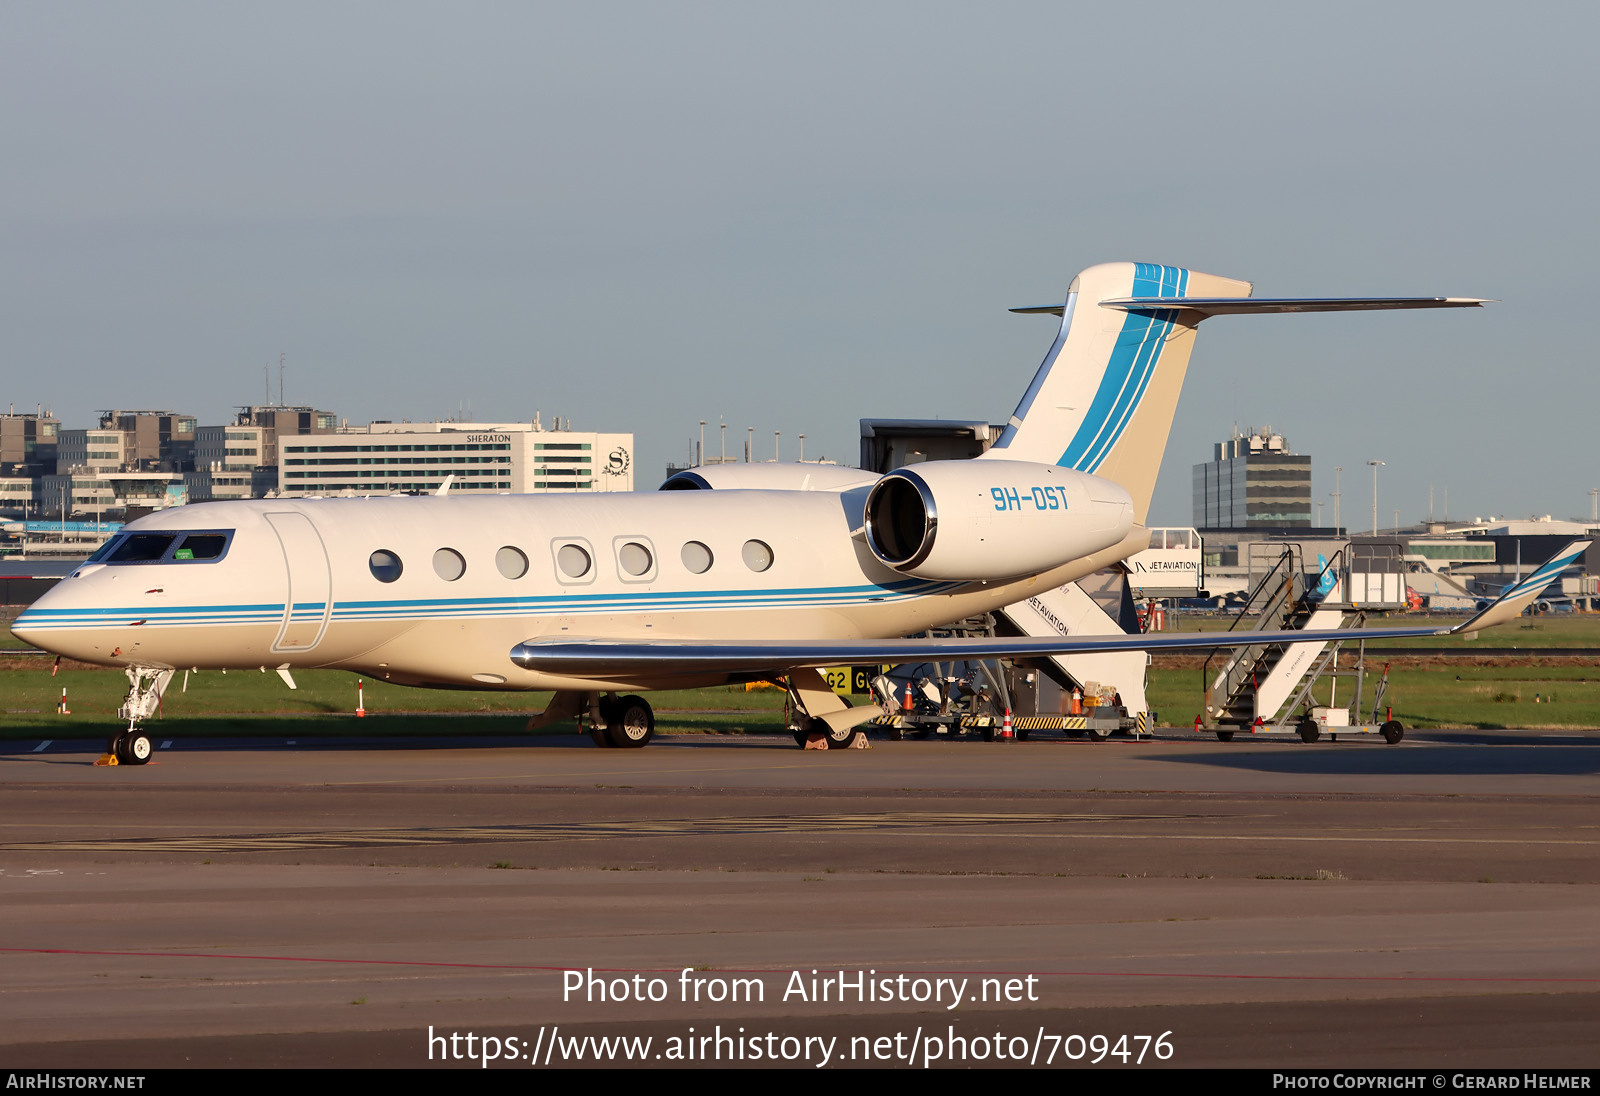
[{"left": 3, "top": 2, "right": 1596, "bottom": 528}]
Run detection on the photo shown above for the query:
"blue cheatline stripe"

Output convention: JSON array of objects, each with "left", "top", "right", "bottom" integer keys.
[
  {"left": 11, "top": 577, "right": 970, "bottom": 630},
  {"left": 1057, "top": 263, "right": 1190, "bottom": 472}
]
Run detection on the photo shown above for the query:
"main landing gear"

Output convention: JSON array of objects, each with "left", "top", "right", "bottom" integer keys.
[
  {"left": 785, "top": 670, "right": 874, "bottom": 749},
  {"left": 107, "top": 667, "right": 173, "bottom": 766},
  {"left": 587, "top": 693, "right": 655, "bottom": 748},
  {"left": 791, "top": 701, "right": 864, "bottom": 750}
]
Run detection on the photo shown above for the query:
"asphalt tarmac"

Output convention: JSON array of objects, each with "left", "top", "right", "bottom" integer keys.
[{"left": 3, "top": 729, "right": 1598, "bottom": 1069}]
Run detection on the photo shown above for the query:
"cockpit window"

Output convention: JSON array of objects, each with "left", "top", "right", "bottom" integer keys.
[
  {"left": 108, "top": 534, "right": 176, "bottom": 563},
  {"left": 101, "top": 530, "right": 234, "bottom": 565},
  {"left": 174, "top": 534, "right": 228, "bottom": 560},
  {"left": 85, "top": 537, "right": 122, "bottom": 563}
]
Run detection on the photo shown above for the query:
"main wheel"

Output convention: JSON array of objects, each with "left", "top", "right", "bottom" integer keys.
[
  {"left": 822, "top": 722, "right": 860, "bottom": 749},
  {"left": 1298, "top": 721, "right": 1321, "bottom": 744},
  {"left": 1380, "top": 720, "right": 1404, "bottom": 745},
  {"left": 1083, "top": 728, "right": 1109, "bottom": 742},
  {"left": 605, "top": 695, "right": 654, "bottom": 748},
  {"left": 817, "top": 697, "right": 859, "bottom": 749}
]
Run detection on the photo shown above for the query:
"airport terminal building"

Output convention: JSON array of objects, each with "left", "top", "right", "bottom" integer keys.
[{"left": 277, "top": 420, "right": 635, "bottom": 496}]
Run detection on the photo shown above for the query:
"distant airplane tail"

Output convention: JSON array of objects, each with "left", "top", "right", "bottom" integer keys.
[{"left": 982, "top": 261, "right": 1486, "bottom": 524}]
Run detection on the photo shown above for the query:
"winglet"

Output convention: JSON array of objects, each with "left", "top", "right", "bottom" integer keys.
[{"left": 1449, "top": 540, "right": 1591, "bottom": 634}]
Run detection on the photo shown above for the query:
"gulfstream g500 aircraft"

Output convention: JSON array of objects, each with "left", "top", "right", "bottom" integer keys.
[{"left": 14, "top": 262, "right": 1578, "bottom": 763}]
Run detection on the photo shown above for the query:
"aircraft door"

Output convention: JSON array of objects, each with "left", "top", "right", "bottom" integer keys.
[{"left": 266, "top": 512, "right": 333, "bottom": 652}]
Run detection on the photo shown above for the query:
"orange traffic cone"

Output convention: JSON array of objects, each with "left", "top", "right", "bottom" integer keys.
[
  {"left": 1070, "top": 688, "right": 1082, "bottom": 715},
  {"left": 901, "top": 685, "right": 915, "bottom": 712},
  {"left": 1000, "top": 708, "right": 1014, "bottom": 741}
]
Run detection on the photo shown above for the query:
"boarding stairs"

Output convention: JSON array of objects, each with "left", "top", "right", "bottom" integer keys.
[
  {"left": 996, "top": 571, "right": 1149, "bottom": 719},
  {"left": 1203, "top": 544, "right": 1397, "bottom": 729}
]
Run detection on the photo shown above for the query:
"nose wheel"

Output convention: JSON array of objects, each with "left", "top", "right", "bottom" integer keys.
[{"left": 108, "top": 730, "right": 154, "bottom": 765}]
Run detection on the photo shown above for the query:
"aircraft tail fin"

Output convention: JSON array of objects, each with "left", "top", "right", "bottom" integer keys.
[
  {"left": 980, "top": 262, "right": 1251, "bottom": 524},
  {"left": 984, "top": 262, "right": 1488, "bottom": 524}
]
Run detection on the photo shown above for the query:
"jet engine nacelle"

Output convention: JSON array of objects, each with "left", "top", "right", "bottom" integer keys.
[
  {"left": 863, "top": 459, "right": 1134, "bottom": 581},
  {"left": 660, "top": 464, "right": 878, "bottom": 492}
]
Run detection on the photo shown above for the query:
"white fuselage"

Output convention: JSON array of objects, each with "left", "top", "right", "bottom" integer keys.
[{"left": 14, "top": 482, "right": 1139, "bottom": 692}]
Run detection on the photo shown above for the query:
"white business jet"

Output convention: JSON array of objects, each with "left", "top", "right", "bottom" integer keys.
[{"left": 13, "top": 262, "right": 1582, "bottom": 764}]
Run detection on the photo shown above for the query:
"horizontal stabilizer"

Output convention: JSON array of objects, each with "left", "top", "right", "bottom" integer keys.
[{"left": 1011, "top": 297, "right": 1489, "bottom": 317}]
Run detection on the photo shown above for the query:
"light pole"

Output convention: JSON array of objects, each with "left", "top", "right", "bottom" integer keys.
[
  {"left": 698, "top": 420, "right": 705, "bottom": 467},
  {"left": 774, "top": 431, "right": 780, "bottom": 462},
  {"left": 1332, "top": 466, "right": 1342, "bottom": 533},
  {"left": 1368, "top": 460, "right": 1385, "bottom": 536},
  {"left": 719, "top": 422, "right": 726, "bottom": 463},
  {"left": 798, "top": 434, "right": 806, "bottom": 462}
]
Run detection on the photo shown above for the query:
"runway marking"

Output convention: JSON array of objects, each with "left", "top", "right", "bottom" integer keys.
[
  {"left": 0, "top": 811, "right": 1174, "bottom": 852},
  {"left": 32, "top": 740, "right": 51, "bottom": 752},
  {"left": 3, "top": 946, "right": 1598, "bottom": 984}
]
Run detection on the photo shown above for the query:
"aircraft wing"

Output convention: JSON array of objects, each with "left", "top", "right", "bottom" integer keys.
[{"left": 511, "top": 542, "right": 1587, "bottom": 678}]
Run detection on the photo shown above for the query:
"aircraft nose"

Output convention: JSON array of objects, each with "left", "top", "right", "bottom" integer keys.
[
  {"left": 11, "top": 584, "right": 99, "bottom": 660},
  {"left": 9, "top": 613, "right": 42, "bottom": 647}
]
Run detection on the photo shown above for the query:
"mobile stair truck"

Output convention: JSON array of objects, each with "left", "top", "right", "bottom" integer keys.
[{"left": 1200, "top": 541, "right": 1407, "bottom": 744}]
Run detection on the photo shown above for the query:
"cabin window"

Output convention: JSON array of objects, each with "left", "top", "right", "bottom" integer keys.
[
  {"left": 617, "top": 541, "right": 653, "bottom": 578},
  {"left": 742, "top": 539, "right": 774, "bottom": 572},
  {"left": 433, "top": 548, "right": 466, "bottom": 581},
  {"left": 496, "top": 546, "right": 529, "bottom": 579},
  {"left": 369, "top": 549, "right": 404, "bottom": 583},
  {"left": 555, "top": 542, "right": 593, "bottom": 581},
  {"left": 680, "top": 541, "right": 713, "bottom": 574}
]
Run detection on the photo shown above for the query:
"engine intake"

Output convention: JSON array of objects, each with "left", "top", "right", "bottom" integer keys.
[{"left": 863, "top": 460, "right": 1133, "bottom": 581}]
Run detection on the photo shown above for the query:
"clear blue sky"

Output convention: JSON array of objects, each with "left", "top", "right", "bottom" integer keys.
[{"left": 3, "top": 2, "right": 1595, "bottom": 526}]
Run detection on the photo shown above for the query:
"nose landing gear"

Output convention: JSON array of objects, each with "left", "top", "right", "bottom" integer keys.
[{"left": 103, "top": 667, "right": 173, "bottom": 766}]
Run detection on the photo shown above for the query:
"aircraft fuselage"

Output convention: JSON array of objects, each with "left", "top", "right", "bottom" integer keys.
[{"left": 14, "top": 486, "right": 1140, "bottom": 692}]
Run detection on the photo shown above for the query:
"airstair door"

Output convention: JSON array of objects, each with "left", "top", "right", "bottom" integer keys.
[
  {"left": 266, "top": 512, "right": 332, "bottom": 653},
  {"left": 998, "top": 582, "right": 1149, "bottom": 716}
]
